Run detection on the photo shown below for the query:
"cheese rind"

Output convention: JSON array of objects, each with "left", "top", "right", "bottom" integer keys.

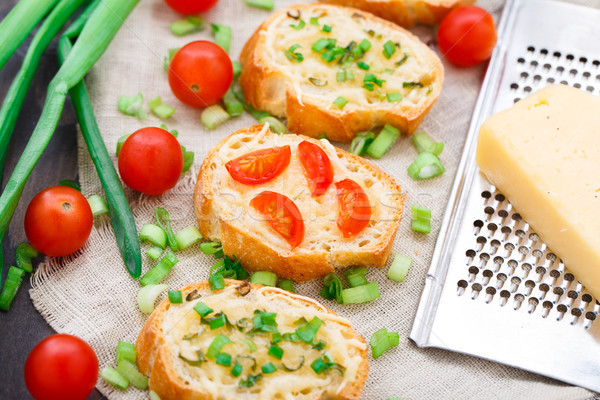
[{"left": 476, "top": 84, "right": 600, "bottom": 300}]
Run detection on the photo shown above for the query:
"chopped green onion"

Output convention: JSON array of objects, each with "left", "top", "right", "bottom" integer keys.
[
  {"left": 386, "top": 92, "right": 402, "bottom": 102},
  {"left": 388, "top": 254, "right": 412, "bottom": 282},
  {"left": 308, "top": 77, "right": 327, "bottom": 87},
  {"left": 117, "top": 341, "right": 136, "bottom": 363},
  {"left": 149, "top": 391, "right": 161, "bottom": 400},
  {"left": 412, "top": 132, "right": 443, "bottom": 155},
  {"left": 15, "top": 242, "right": 38, "bottom": 273},
  {"left": 383, "top": 40, "right": 396, "bottom": 59},
  {"left": 100, "top": 366, "right": 128, "bottom": 390},
  {"left": 272, "top": 332, "right": 283, "bottom": 344},
  {"left": 320, "top": 273, "right": 343, "bottom": 303},
  {"left": 239, "top": 373, "right": 263, "bottom": 388},
  {"left": 116, "top": 359, "right": 148, "bottom": 389},
  {"left": 322, "top": 24, "right": 332, "bottom": 33},
  {"left": 146, "top": 246, "right": 163, "bottom": 260},
  {"left": 231, "top": 361, "right": 243, "bottom": 377},
  {"left": 332, "top": 96, "right": 348, "bottom": 110},
  {"left": 211, "top": 24, "right": 231, "bottom": 53},
  {"left": 206, "top": 334, "right": 233, "bottom": 359},
  {"left": 251, "top": 310, "right": 278, "bottom": 333},
  {"left": 411, "top": 205, "right": 432, "bottom": 233},
  {"left": 258, "top": 116, "right": 286, "bottom": 135},
  {"left": 310, "top": 17, "right": 319, "bottom": 26},
  {"left": 250, "top": 271, "right": 277, "bottom": 287},
  {"left": 363, "top": 73, "right": 385, "bottom": 88},
  {"left": 336, "top": 70, "right": 346, "bottom": 82},
  {"left": 168, "top": 290, "right": 183, "bottom": 303},
  {"left": 311, "top": 38, "right": 336, "bottom": 52},
  {"left": 359, "top": 39, "right": 372, "bottom": 52},
  {"left": 59, "top": 179, "right": 80, "bottom": 191},
  {"left": 175, "top": 226, "right": 203, "bottom": 250},
  {"left": 403, "top": 81, "right": 423, "bottom": 89},
  {"left": 203, "top": 312, "right": 227, "bottom": 330},
  {"left": 244, "top": 0, "right": 274, "bottom": 10},
  {"left": 201, "top": 104, "right": 230, "bottom": 130},
  {"left": 311, "top": 358, "right": 326, "bottom": 374},
  {"left": 209, "top": 274, "right": 226, "bottom": 290},
  {"left": 268, "top": 344, "right": 284, "bottom": 359},
  {"left": 181, "top": 146, "right": 194, "bottom": 174},
  {"left": 118, "top": 93, "right": 146, "bottom": 120},
  {"left": 115, "top": 134, "right": 129, "bottom": 156},
  {"left": 283, "top": 44, "right": 303, "bottom": 63},
  {"left": 282, "top": 356, "right": 305, "bottom": 371},
  {"left": 407, "top": 152, "right": 445, "bottom": 180},
  {"left": 139, "top": 224, "right": 167, "bottom": 249},
  {"left": 170, "top": 16, "right": 205, "bottom": 36},
  {"left": 163, "top": 47, "right": 179, "bottom": 72},
  {"left": 232, "top": 61, "right": 242, "bottom": 78},
  {"left": 277, "top": 279, "right": 295, "bottom": 293},
  {"left": 194, "top": 301, "right": 213, "bottom": 317},
  {"left": 261, "top": 362, "right": 277, "bottom": 374},
  {"left": 148, "top": 97, "right": 175, "bottom": 120},
  {"left": 370, "top": 328, "right": 399, "bottom": 358},
  {"left": 137, "top": 284, "right": 168, "bottom": 314},
  {"left": 200, "top": 241, "right": 223, "bottom": 256},
  {"left": 216, "top": 352, "right": 232, "bottom": 366},
  {"left": 357, "top": 61, "right": 370, "bottom": 70},
  {"left": 317, "top": 133, "right": 328, "bottom": 140},
  {"left": 344, "top": 267, "right": 369, "bottom": 287},
  {"left": 366, "top": 124, "right": 400, "bottom": 159},
  {"left": 139, "top": 252, "right": 179, "bottom": 286},
  {"left": 396, "top": 53, "right": 409, "bottom": 66},
  {"left": 179, "top": 350, "right": 205, "bottom": 366},
  {"left": 211, "top": 255, "right": 249, "bottom": 280},
  {"left": 296, "top": 316, "right": 324, "bottom": 343},
  {"left": 87, "top": 194, "right": 109, "bottom": 217},
  {"left": 223, "top": 87, "right": 244, "bottom": 117},
  {"left": 0, "top": 266, "right": 25, "bottom": 311},
  {"left": 283, "top": 332, "right": 301, "bottom": 342},
  {"left": 155, "top": 208, "right": 178, "bottom": 252},
  {"left": 349, "top": 131, "right": 375, "bottom": 156},
  {"left": 241, "top": 338, "right": 257, "bottom": 352},
  {"left": 321, "top": 47, "right": 345, "bottom": 62},
  {"left": 341, "top": 281, "right": 380, "bottom": 304},
  {"left": 290, "top": 19, "right": 305, "bottom": 30}
]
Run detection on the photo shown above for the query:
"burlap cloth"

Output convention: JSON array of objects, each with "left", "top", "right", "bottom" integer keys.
[{"left": 28, "top": 0, "right": 600, "bottom": 398}]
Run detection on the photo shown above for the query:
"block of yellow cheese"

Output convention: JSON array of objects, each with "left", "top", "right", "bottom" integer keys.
[{"left": 476, "top": 84, "right": 600, "bottom": 301}]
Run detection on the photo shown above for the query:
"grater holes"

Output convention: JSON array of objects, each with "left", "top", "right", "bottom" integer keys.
[
  {"left": 583, "top": 71, "right": 591, "bottom": 79},
  {"left": 585, "top": 312, "right": 596, "bottom": 321},
  {"left": 533, "top": 74, "right": 542, "bottom": 82},
  {"left": 547, "top": 77, "right": 555, "bottom": 84},
  {"left": 528, "top": 297, "right": 539, "bottom": 313},
  {"left": 539, "top": 283, "right": 550, "bottom": 294},
  {"left": 529, "top": 233, "right": 539, "bottom": 242},
  {"left": 512, "top": 213, "right": 522, "bottom": 222},
  {"left": 557, "top": 304, "right": 567, "bottom": 313},
  {"left": 532, "top": 249, "right": 543, "bottom": 259},
  {"left": 569, "top": 68, "right": 577, "bottom": 77},
  {"left": 560, "top": 80, "right": 568, "bottom": 85},
  {"left": 582, "top": 294, "right": 593, "bottom": 303},
  {"left": 568, "top": 290, "right": 578, "bottom": 299},
  {"left": 466, "top": 249, "right": 476, "bottom": 258},
  {"left": 540, "top": 48, "right": 548, "bottom": 55},
  {"left": 517, "top": 57, "right": 525, "bottom": 64},
  {"left": 486, "top": 287, "right": 496, "bottom": 295},
  {"left": 494, "top": 194, "right": 505, "bottom": 202},
  {"left": 510, "top": 82, "right": 519, "bottom": 90},
  {"left": 586, "top": 86, "right": 594, "bottom": 92},
  {"left": 481, "top": 191, "right": 491, "bottom": 199},
  {"left": 527, "top": 46, "right": 535, "bottom": 53},
  {"left": 484, "top": 206, "right": 494, "bottom": 215},
  {"left": 593, "top": 60, "right": 600, "bottom": 67},
  {"left": 580, "top": 56, "right": 587, "bottom": 64},
  {"left": 571, "top": 308, "right": 582, "bottom": 317},
  {"left": 521, "top": 71, "right": 529, "bottom": 79},
  {"left": 553, "top": 51, "right": 561, "bottom": 58},
  {"left": 553, "top": 287, "right": 564, "bottom": 297},
  {"left": 557, "top": 66, "right": 565, "bottom": 73},
  {"left": 498, "top": 210, "right": 508, "bottom": 219},
  {"left": 543, "top": 63, "right": 551, "bottom": 70},
  {"left": 518, "top": 245, "right": 529, "bottom": 255},
  {"left": 566, "top": 54, "right": 574, "bottom": 61},
  {"left": 523, "top": 86, "right": 532, "bottom": 93},
  {"left": 549, "top": 269, "right": 561, "bottom": 279},
  {"left": 530, "top": 60, "right": 538, "bottom": 68},
  {"left": 542, "top": 301, "right": 553, "bottom": 318},
  {"left": 574, "top": 83, "right": 581, "bottom": 89},
  {"left": 546, "top": 252, "right": 557, "bottom": 262}
]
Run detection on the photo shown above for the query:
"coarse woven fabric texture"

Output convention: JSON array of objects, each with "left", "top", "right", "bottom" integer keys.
[{"left": 29, "top": 0, "right": 599, "bottom": 399}]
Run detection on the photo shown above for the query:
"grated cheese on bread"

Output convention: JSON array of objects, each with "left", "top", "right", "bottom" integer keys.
[
  {"left": 194, "top": 125, "right": 405, "bottom": 282},
  {"left": 319, "top": 0, "right": 475, "bottom": 27},
  {"left": 136, "top": 280, "right": 369, "bottom": 400},
  {"left": 240, "top": 3, "right": 444, "bottom": 142}
]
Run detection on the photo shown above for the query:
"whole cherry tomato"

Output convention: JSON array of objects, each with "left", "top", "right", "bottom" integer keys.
[
  {"left": 24, "top": 186, "right": 93, "bottom": 257},
  {"left": 297, "top": 140, "right": 333, "bottom": 197},
  {"left": 335, "top": 179, "right": 372, "bottom": 238},
  {"left": 250, "top": 191, "right": 304, "bottom": 248},
  {"left": 118, "top": 127, "right": 184, "bottom": 196},
  {"left": 225, "top": 146, "right": 291, "bottom": 186},
  {"left": 25, "top": 334, "right": 99, "bottom": 400},
  {"left": 437, "top": 6, "right": 497, "bottom": 67},
  {"left": 165, "top": 0, "right": 218, "bottom": 15},
  {"left": 168, "top": 41, "right": 233, "bottom": 107}
]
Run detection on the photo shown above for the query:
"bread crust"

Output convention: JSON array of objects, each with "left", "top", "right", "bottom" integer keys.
[
  {"left": 318, "top": 0, "right": 476, "bottom": 27},
  {"left": 239, "top": 3, "right": 444, "bottom": 143},
  {"left": 193, "top": 125, "right": 405, "bottom": 282},
  {"left": 136, "top": 280, "right": 369, "bottom": 400}
]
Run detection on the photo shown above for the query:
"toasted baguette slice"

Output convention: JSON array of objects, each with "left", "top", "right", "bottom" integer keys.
[
  {"left": 240, "top": 3, "right": 444, "bottom": 142},
  {"left": 136, "top": 280, "right": 369, "bottom": 400},
  {"left": 319, "top": 0, "right": 475, "bottom": 27},
  {"left": 194, "top": 124, "right": 405, "bottom": 282}
]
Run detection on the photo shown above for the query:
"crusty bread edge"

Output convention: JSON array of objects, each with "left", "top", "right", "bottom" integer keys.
[
  {"left": 193, "top": 125, "right": 405, "bottom": 282},
  {"left": 136, "top": 280, "right": 369, "bottom": 400}
]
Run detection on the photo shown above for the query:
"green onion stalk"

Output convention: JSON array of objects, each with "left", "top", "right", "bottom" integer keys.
[{"left": 0, "top": 0, "right": 140, "bottom": 279}]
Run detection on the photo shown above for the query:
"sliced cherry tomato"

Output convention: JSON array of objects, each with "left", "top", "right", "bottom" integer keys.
[
  {"left": 225, "top": 146, "right": 291, "bottom": 186},
  {"left": 250, "top": 191, "right": 304, "bottom": 248},
  {"left": 118, "top": 127, "right": 184, "bottom": 196},
  {"left": 437, "top": 6, "right": 497, "bottom": 67},
  {"left": 335, "top": 179, "right": 372, "bottom": 238},
  {"left": 25, "top": 334, "right": 99, "bottom": 400},
  {"left": 24, "top": 186, "right": 93, "bottom": 257},
  {"left": 168, "top": 41, "right": 233, "bottom": 107},
  {"left": 297, "top": 140, "right": 333, "bottom": 197},
  {"left": 165, "top": 0, "right": 218, "bottom": 14}
]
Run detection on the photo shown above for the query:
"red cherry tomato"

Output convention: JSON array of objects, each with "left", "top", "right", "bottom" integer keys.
[
  {"left": 24, "top": 186, "right": 93, "bottom": 257},
  {"left": 437, "top": 6, "right": 497, "bottom": 67},
  {"left": 225, "top": 146, "right": 291, "bottom": 186},
  {"left": 25, "top": 334, "right": 99, "bottom": 400},
  {"left": 335, "top": 179, "right": 372, "bottom": 238},
  {"left": 297, "top": 140, "right": 333, "bottom": 197},
  {"left": 250, "top": 191, "right": 304, "bottom": 248},
  {"left": 168, "top": 41, "right": 233, "bottom": 107},
  {"left": 118, "top": 127, "right": 183, "bottom": 196},
  {"left": 165, "top": 0, "right": 218, "bottom": 15}
]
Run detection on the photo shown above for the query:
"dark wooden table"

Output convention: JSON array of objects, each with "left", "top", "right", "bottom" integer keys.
[{"left": 0, "top": 2, "right": 102, "bottom": 399}]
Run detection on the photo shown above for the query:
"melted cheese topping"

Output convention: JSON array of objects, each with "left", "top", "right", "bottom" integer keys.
[
  {"left": 260, "top": 4, "right": 440, "bottom": 112},
  {"left": 164, "top": 286, "right": 366, "bottom": 398}
]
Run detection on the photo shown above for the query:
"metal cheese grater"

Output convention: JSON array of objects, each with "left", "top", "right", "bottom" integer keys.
[{"left": 410, "top": 0, "right": 600, "bottom": 392}]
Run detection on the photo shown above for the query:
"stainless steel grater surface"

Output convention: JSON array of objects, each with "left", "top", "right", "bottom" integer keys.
[{"left": 410, "top": 0, "right": 600, "bottom": 392}]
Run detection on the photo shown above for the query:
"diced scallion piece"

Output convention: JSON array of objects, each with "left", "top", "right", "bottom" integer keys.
[
  {"left": 407, "top": 152, "right": 445, "bottom": 180},
  {"left": 268, "top": 344, "right": 284, "bottom": 359},
  {"left": 116, "top": 359, "right": 148, "bottom": 389},
  {"left": 386, "top": 92, "right": 402, "bottom": 102},
  {"left": 396, "top": 53, "right": 409, "bottom": 66},
  {"left": 311, "top": 38, "right": 335, "bottom": 52},
  {"left": 296, "top": 316, "right": 323, "bottom": 343},
  {"left": 209, "top": 274, "right": 226, "bottom": 290},
  {"left": 290, "top": 19, "right": 305, "bottom": 30},
  {"left": 322, "top": 24, "right": 332, "bottom": 33},
  {"left": 168, "top": 290, "right": 183, "bottom": 303},
  {"left": 310, "top": 17, "right": 319, "bottom": 26},
  {"left": 116, "top": 134, "right": 129, "bottom": 156},
  {"left": 100, "top": 366, "right": 129, "bottom": 390},
  {"left": 207, "top": 334, "right": 234, "bottom": 359},
  {"left": 175, "top": 226, "right": 203, "bottom": 250},
  {"left": 139, "top": 251, "right": 179, "bottom": 286},
  {"left": 411, "top": 205, "right": 431, "bottom": 234},
  {"left": 357, "top": 61, "right": 370, "bottom": 70},
  {"left": 383, "top": 40, "right": 396, "bottom": 59},
  {"left": 341, "top": 281, "right": 380, "bottom": 304},
  {"left": 149, "top": 391, "right": 161, "bottom": 400},
  {"left": 231, "top": 362, "right": 243, "bottom": 377},
  {"left": 117, "top": 341, "right": 136, "bottom": 363},
  {"left": 250, "top": 271, "right": 277, "bottom": 287},
  {"left": 0, "top": 266, "right": 25, "bottom": 311},
  {"left": 146, "top": 246, "right": 163, "bottom": 260},
  {"left": 244, "top": 0, "right": 274, "bottom": 10},
  {"left": 194, "top": 301, "right": 213, "bottom": 317},
  {"left": 211, "top": 24, "right": 232, "bottom": 53},
  {"left": 388, "top": 254, "right": 412, "bottom": 282},
  {"left": 370, "top": 328, "right": 400, "bottom": 358},
  {"left": 349, "top": 131, "right": 375, "bottom": 156},
  {"left": 200, "top": 242, "right": 223, "bottom": 256},
  {"left": 181, "top": 146, "right": 194, "bottom": 174},
  {"left": 412, "top": 131, "right": 444, "bottom": 156},
  {"left": 332, "top": 96, "right": 348, "bottom": 110},
  {"left": 283, "top": 44, "right": 303, "bottom": 63},
  {"left": 259, "top": 116, "right": 286, "bottom": 134},
  {"left": 118, "top": 93, "right": 146, "bottom": 120},
  {"left": 403, "top": 81, "right": 423, "bottom": 89},
  {"left": 164, "top": 47, "right": 180, "bottom": 72},
  {"left": 201, "top": 104, "right": 230, "bottom": 130},
  {"left": 232, "top": 61, "right": 242, "bottom": 78},
  {"left": 278, "top": 279, "right": 295, "bottom": 293},
  {"left": 170, "top": 16, "right": 205, "bottom": 36},
  {"left": 216, "top": 352, "right": 232, "bottom": 366},
  {"left": 344, "top": 267, "right": 368, "bottom": 287},
  {"left": 137, "top": 284, "right": 168, "bottom": 313},
  {"left": 139, "top": 224, "right": 167, "bottom": 249},
  {"left": 149, "top": 97, "right": 175, "bottom": 120},
  {"left": 15, "top": 242, "right": 38, "bottom": 273},
  {"left": 366, "top": 124, "right": 400, "bottom": 159},
  {"left": 155, "top": 208, "right": 178, "bottom": 252},
  {"left": 320, "top": 273, "right": 343, "bottom": 303},
  {"left": 262, "top": 362, "right": 277, "bottom": 374},
  {"left": 87, "top": 195, "right": 109, "bottom": 217},
  {"left": 59, "top": 179, "right": 80, "bottom": 191},
  {"left": 223, "top": 87, "right": 244, "bottom": 117}
]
